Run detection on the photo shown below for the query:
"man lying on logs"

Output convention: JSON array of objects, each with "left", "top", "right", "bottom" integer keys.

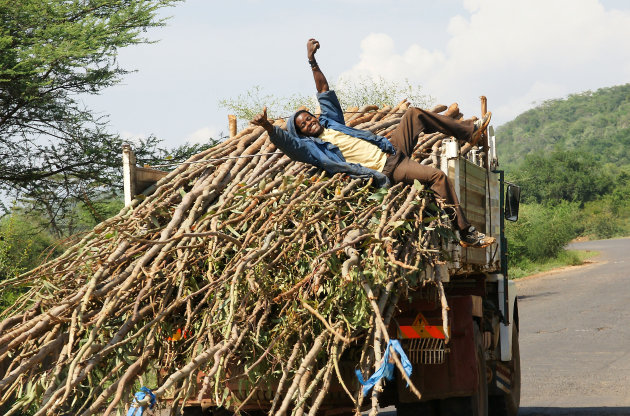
[{"left": 251, "top": 38, "right": 495, "bottom": 248}]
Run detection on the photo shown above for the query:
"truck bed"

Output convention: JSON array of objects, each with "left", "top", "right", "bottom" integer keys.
[{"left": 435, "top": 151, "right": 501, "bottom": 279}]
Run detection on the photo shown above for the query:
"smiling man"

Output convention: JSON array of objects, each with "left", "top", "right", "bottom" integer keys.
[{"left": 252, "top": 39, "right": 494, "bottom": 248}]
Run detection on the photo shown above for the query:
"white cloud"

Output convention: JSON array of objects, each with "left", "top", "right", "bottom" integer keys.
[
  {"left": 344, "top": 33, "right": 446, "bottom": 83},
  {"left": 339, "top": 0, "right": 630, "bottom": 125},
  {"left": 185, "top": 126, "right": 220, "bottom": 144},
  {"left": 493, "top": 81, "right": 569, "bottom": 122}
]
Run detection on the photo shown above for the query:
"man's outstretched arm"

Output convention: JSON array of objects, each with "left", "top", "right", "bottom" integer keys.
[{"left": 307, "top": 39, "right": 329, "bottom": 93}]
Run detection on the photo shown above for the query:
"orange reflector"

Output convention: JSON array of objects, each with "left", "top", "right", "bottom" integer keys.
[{"left": 398, "top": 312, "right": 449, "bottom": 339}]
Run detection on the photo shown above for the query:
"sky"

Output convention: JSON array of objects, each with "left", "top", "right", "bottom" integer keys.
[{"left": 81, "top": 0, "right": 630, "bottom": 150}]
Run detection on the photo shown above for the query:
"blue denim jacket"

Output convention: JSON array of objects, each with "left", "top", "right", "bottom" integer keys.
[{"left": 269, "top": 90, "right": 395, "bottom": 187}]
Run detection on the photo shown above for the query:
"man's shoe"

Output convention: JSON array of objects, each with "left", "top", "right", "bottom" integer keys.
[
  {"left": 459, "top": 226, "right": 496, "bottom": 248},
  {"left": 471, "top": 112, "right": 492, "bottom": 144}
]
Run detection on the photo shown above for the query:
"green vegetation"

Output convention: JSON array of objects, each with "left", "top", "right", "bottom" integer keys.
[
  {"left": 0, "top": 211, "right": 60, "bottom": 310},
  {"left": 0, "top": 0, "right": 189, "bottom": 225},
  {"left": 0, "top": 0, "right": 217, "bottom": 292},
  {"left": 509, "top": 150, "right": 614, "bottom": 205},
  {"left": 507, "top": 248, "right": 598, "bottom": 280},
  {"left": 219, "top": 76, "right": 433, "bottom": 128},
  {"left": 0, "top": 198, "right": 127, "bottom": 311},
  {"left": 506, "top": 202, "right": 580, "bottom": 265},
  {"left": 497, "top": 83, "right": 630, "bottom": 170},
  {"left": 500, "top": 83, "right": 630, "bottom": 277}
]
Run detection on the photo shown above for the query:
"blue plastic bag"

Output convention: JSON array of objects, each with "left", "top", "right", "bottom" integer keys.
[
  {"left": 126, "top": 386, "right": 156, "bottom": 416},
  {"left": 355, "top": 339, "right": 412, "bottom": 395}
]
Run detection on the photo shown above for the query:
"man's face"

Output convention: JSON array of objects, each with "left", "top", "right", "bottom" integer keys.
[{"left": 295, "top": 112, "right": 324, "bottom": 137}]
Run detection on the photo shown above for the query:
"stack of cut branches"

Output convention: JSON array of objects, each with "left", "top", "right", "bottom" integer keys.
[{"left": 0, "top": 101, "right": 478, "bottom": 416}]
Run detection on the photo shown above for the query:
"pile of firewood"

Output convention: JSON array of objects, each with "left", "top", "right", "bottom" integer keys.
[{"left": 0, "top": 101, "right": 484, "bottom": 416}]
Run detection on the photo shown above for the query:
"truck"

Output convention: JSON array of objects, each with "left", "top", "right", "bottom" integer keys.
[{"left": 124, "top": 123, "right": 522, "bottom": 416}]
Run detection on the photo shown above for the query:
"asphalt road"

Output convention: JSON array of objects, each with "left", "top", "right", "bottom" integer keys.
[{"left": 516, "top": 238, "right": 630, "bottom": 416}]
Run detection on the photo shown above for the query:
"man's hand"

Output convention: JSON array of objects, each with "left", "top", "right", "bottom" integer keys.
[
  {"left": 306, "top": 38, "right": 328, "bottom": 92},
  {"left": 251, "top": 106, "right": 273, "bottom": 133},
  {"left": 307, "top": 38, "right": 320, "bottom": 61}
]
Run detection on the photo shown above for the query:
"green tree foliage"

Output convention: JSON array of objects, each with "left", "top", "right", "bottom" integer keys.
[
  {"left": 0, "top": 0, "right": 180, "bottom": 182},
  {"left": 580, "top": 167, "right": 630, "bottom": 239},
  {"left": 0, "top": 0, "right": 219, "bottom": 235},
  {"left": 501, "top": 85, "right": 630, "bottom": 272},
  {"left": 510, "top": 149, "right": 614, "bottom": 205},
  {"left": 497, "top": 83, "right": 630, "bottom": 170},
  {"left": 0, "top": 196, "right": 124, "bottom": 287}
]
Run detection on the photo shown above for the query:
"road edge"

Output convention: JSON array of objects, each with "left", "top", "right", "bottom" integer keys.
[{"left": 514, "top": 258, "right": 603, "bottom": 282}]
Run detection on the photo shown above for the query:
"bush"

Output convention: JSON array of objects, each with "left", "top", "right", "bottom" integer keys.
[
  {"left": 507, "top": 249, "right": 585, "bottom": 280},
  {"left": 0, "top": 212, "right": 64, "bottom": 311},
  {"left": 505, "top": 201, "right": 580, "bottom": 266},
  {"left": 586, "top": 212, "right": 622, "bottom": 239},
  {"left": 0, "top": 216, "right": 29, "bottom": 281},
  {"left": 581, "top": 199, "right": 629, "bottom": 239},
  {"left": 0, "top": 213, "right": 59, "bottom": 281}
]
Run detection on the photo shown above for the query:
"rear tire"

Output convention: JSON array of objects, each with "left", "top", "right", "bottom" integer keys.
[
  {"left": 182, "top": 406, "right": 233, "bottom": 416},
  {"left": 471, "top": 322, "right": 489, "bottom": 416},
  {"left": 489, "top": 315, "right": 521, "bottom": 416},
  {"left": 439, "top": 322, "right": 488, "bottom": 416},
  {"left": 397, "top": 400, "right": 440, "bottom": 416}
]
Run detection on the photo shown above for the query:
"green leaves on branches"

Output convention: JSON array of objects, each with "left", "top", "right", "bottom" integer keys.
[{"left": 0, "top": 0, "right": 195, "bottom": 234}]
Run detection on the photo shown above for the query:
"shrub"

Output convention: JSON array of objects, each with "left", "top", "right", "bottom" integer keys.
[
  {"left": 505, "top": 201, "right": 580, "bottom": 266},
  {"left": 581, "top": 189, "right": 630, "bottom": 239},
  {"left": 0, "top": 213, "right": 59, "bottom": 280}
]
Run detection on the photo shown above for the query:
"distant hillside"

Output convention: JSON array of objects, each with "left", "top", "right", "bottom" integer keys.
[{"left": 496, "top": 83, "right": 630, "bottom": 171}]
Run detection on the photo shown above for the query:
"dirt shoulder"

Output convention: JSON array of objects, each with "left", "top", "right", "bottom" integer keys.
[{"left": 514, "top": 258, "right": 602, "bottom": 282}]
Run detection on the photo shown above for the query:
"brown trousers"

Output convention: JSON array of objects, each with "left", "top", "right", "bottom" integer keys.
[{"left": 382, "top": 108, "right": 473, "bottom": 230}]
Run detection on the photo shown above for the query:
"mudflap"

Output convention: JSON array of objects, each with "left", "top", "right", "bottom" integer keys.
[{"left": 396, "top": 295, "right": 478, "bottom": 402}]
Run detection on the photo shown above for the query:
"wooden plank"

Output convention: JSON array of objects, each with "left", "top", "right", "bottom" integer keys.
[
  {"left": 459, "top": 159, "right": 486, "bottom": 235},
  {"left": 458, "top": 159, "right": 488, "bottom": 265},
  {"left": 122, "top": 144, "right": 136, "bottom": 207},
  {"left": 122, "top": 145, "right": 169, "bottom": 206},
  {"left": 136, "top": 167, "right": 168, "bottom": 183},
  {"left": 445, "top": 157, "right": 501, "bottom": 272}
]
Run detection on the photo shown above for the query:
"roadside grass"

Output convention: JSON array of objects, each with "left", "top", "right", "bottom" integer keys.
[{"left": 509, "top": 249, "right": 599, "bottom": 279}]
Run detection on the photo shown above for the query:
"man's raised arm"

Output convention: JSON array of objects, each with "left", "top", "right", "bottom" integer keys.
[{"left": 307, "top": 39, "right": 329, "bottom": 93}]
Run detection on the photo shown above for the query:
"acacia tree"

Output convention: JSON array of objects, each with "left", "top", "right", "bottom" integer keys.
[{"left": 0, "top": 0, "right": 213, "bottom": 235}]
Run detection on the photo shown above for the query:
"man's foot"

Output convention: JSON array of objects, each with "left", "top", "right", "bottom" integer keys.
[
  {"left": 471, "top": 112, "right": 492, "bottom": 144},
  {"left": 444, "top": 102, "right": 459, "bottom": 118},
  {"left": 459, "top": 226, "right": 496, "bottom": 248}
]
